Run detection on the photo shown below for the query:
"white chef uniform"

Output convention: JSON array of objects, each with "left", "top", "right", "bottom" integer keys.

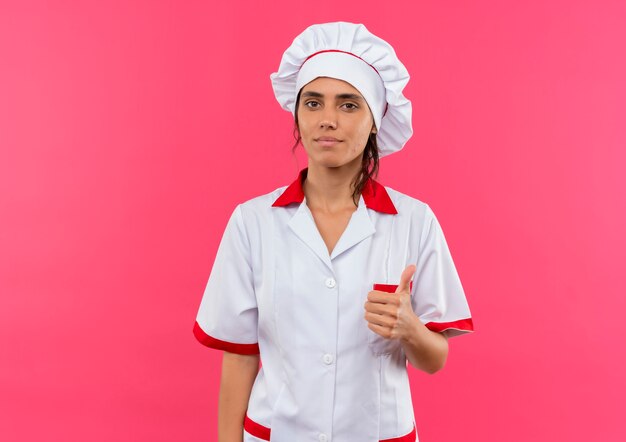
[{"left": 194, "top": 166, "right": 474, "bottom": 442}]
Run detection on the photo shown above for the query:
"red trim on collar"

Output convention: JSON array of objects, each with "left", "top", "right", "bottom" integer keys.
[{"left": 271, "top": 167, "right": 397, "bottom": 215}]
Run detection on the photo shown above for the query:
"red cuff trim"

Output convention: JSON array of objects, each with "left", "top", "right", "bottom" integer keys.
[
  {"left": 244, "top": 415, "right": 415, "bottom": 441},
  {"left": 381, "top": 424, "right": 416, "bottom": 442},
  {"left": 193, "top": 321, "right": 260, "bottom": 355},
  {"left": 244, "top": 414, "right": 271, "bottom": 440},
  {"left": 425, "top": 318, "right": 474, "bottom": 334}
]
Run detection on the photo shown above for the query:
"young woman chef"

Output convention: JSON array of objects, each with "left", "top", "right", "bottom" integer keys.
[{"left": 194, "top": 22, "right": 474, "bottom": 442}]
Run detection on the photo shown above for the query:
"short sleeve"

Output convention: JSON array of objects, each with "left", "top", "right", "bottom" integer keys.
[
  {"left": 411, "top": 205, "right": 474, "bottom": 338},
  {"left": 193, "top": 204, "right": 260, "bottom": 354}
]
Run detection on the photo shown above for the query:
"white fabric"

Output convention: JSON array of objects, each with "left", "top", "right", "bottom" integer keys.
[
  {"left": 270, "top": 22, "right": 413, "bottom": 158},
  {"left": 196, "top": 204, "right": 258, "bottom": 346},
  {"left": 195, "top": 182, "right": 472, "bottom": 441},
  {"left": 295, "top": 51, "right": 387, "bottom": 131},
  {"left": 243, "top": 431, "right": 267, "bottom": 442}
]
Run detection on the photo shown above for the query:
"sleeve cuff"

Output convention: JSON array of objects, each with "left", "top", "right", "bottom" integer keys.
[
  {"left": 424, "top": 318, "right": 474, "bottom": 336},
  {"left": 193, "top": 321, "right": 260, "bottom": 355}
]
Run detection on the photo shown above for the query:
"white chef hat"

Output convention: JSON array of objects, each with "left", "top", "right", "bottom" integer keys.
[{"left": 270, "top": 22, "right": 413, "bottom": 158}]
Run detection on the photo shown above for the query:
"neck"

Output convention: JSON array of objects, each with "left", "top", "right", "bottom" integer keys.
[{"left": 303, "top": 161, "right": 362, "bottom": 212}]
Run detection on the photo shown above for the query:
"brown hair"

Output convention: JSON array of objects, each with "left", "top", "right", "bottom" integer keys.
[{"left": 291, "top": 90, "right": 380, "bottom": 208}]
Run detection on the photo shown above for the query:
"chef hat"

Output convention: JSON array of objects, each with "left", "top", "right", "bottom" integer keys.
[{"left": 270, "top": 22, "right": 413, "bottom": 158}]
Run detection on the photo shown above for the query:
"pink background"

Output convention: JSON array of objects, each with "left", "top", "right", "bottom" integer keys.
[{"left": 1, "top": 1, "right": 625, "bottom": 441}]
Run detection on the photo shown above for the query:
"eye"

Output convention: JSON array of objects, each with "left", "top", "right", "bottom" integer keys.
[
  {"left": 304, "top": 100, "right": 320, "bottom": 109},
  {"left": 341, "top": 102, "right": 359, "bottom": 110}
]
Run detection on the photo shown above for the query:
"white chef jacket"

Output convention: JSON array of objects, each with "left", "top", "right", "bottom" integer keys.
[{"left": 194, "top": 167, "right": 474, "bottom": 442}]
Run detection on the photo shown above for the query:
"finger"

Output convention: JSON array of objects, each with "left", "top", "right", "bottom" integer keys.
[
  {"left": 395, "top": 264, "right": 416, "bottom": 294},
  {"left": 367, "top": 291, "right": 400, "bottom": 306},
  {"left": 365, "top": 301, "right": 397, "bottom": 317},
  {"left": 365, "top": 311, "right": 393, "bottom": 328},
  {"left": 368, "top": 322, "right": 392, "bottom": 339}
]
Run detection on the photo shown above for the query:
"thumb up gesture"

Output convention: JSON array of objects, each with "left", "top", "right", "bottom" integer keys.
[{"left": 364, "top": 265, "right": 419, "bottom": 341}]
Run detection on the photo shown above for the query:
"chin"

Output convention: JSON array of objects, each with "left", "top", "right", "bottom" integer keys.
[
  {"left": 310, "top": 153, "right": 341, "bottom": 164},
  {"left": 313, "top": 151, "right": 362, "bottom": 166},
  {"left": 310, "top": 159, "right": 353, "bottom": 170}
]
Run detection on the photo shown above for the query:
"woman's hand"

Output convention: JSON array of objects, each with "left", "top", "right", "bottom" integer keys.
[
  {"left": 364, "top": 265, "right": 419, "bottom": 341},
  {"left": 364, "top": 264, "right": 449, "bottom": 374}
]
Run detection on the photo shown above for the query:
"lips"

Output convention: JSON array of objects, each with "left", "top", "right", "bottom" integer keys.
[
  {"left": 316, "top": 137, "right": 341, "bottom": 142},
  {"left": 315, "top": 137, "right": 342, "bottom": 147}
]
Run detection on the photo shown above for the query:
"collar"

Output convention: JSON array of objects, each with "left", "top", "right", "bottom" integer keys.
[{"left": 271, "top": 167, "right": 398, "bottom": 215}]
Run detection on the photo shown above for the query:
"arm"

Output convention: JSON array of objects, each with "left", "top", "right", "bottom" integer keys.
[
  {"left": 400, "top": 319, "right": 449, "bottom": 374},
  {"left": 218, "top": 352, "right": 260, "bottom": 442}
]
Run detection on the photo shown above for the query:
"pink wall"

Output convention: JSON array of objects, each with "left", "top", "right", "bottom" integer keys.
[{"left": 1, "top": 1, "right": 625, "bottom": 441}]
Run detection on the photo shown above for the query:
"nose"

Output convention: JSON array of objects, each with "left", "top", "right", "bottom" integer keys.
[
  {"left": 320, "top": 120, "right": 337, "bottom": 129},
  {"left": 319, "top": 108, "right": 337, "bottom": 130}
]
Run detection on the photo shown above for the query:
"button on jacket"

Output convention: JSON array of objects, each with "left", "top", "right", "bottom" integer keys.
[{"left": 194, "top": 167, "right": 474, "bottom": 441}]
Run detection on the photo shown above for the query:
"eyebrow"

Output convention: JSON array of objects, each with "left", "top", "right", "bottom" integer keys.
[{"left": 301, "top": 91, "right": 364, "bottom": 101}]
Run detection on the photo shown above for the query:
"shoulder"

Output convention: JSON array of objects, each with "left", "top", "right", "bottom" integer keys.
[
  {"left": 381, "top": 185, "right": 434, "bottom": 220},
  {"left": 237, "top": 185, "right": 289, "bottom": 214},
  {"left": 381, "top": 186, "right": 449, "bottom": 254},
  {"left": 218, "top": 186, "right": 289, "bottom": 246},
  {"left": 229, "top": 185, "right": 291, "bottom": 235}
]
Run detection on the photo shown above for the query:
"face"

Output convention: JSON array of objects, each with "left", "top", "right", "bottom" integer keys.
[{"left": 296, "top": 77, "right": 377, "bottom": 169}]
